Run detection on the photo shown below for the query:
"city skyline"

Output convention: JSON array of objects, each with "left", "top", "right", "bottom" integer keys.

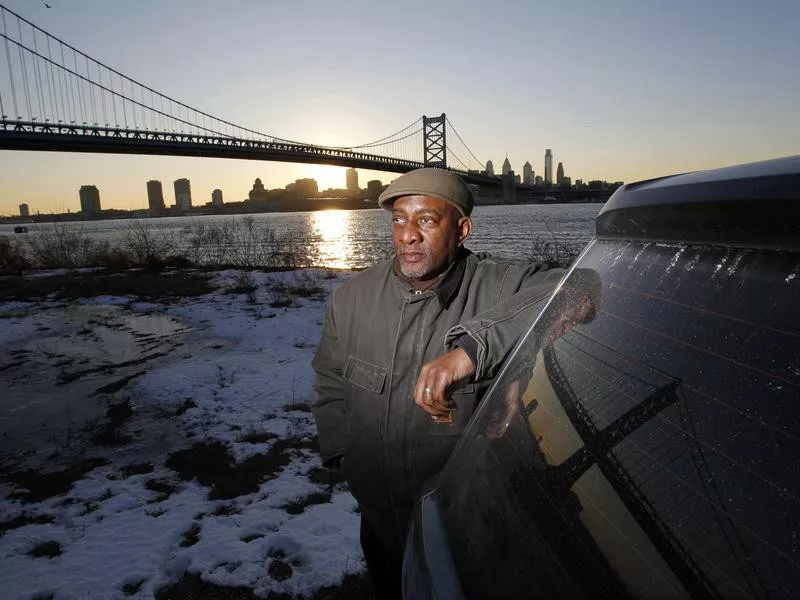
[
  {"left": 11, "top": 155, "right": 591, "bottom": 216},
  {"left": 1, "top": 0, "right": 798, "bottom": 214}
]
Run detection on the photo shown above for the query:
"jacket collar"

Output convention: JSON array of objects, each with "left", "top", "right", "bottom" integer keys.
[{"left": 392, "top": 247, "right": 471, "bottom": 308}]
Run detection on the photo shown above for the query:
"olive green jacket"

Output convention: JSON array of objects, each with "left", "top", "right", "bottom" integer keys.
[{"left": 311, "top": 249, "right": 563, "bottom": 544}]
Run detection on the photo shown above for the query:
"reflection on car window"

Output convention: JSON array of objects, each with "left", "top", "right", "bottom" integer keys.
[{"left": 438, "top": 240, "right": 800, "bottom": 600}]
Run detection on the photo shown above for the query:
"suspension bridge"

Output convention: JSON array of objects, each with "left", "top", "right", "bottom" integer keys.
[{"left": 0, "top": 4, "right": 500, "bottom": 186}]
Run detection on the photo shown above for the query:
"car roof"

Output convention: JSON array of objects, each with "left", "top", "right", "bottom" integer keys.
[{"left": 596, "top": 155, "right": 800, "bottom": 250}]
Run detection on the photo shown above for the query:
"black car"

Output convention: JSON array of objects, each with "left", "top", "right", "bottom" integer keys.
[{"left": 403, "top": 156, "right": 800, "bottom": 599}]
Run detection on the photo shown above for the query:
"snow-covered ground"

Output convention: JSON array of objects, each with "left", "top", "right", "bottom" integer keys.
[{"left": 0, "top": 269, "right": 363, "bottom": 600}]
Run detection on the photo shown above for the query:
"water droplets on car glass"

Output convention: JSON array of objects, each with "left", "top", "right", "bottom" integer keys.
[
  {"left": 630, "top": 242, "right": 652, "bottom": 268},
  {"left": 684, "top": 249, "right": 702, "bottom": 273},
  {"left": 785, "top": 262, "right": 800, "bottom": 284},
  {"left": 725, "top": 250, "right": 747, "bottom": 278}
]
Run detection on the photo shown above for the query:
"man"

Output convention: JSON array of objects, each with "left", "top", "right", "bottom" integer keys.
[{"left": 311, "top": 168, "right": 564, "bottom": 598}]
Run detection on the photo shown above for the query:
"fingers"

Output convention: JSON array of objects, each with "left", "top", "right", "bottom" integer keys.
[
  {"left": 413, "top": 378, "right": 451, "bottom": 417},
  {"left": 413, "top": 348, "right": 476, "bottom": 419}
]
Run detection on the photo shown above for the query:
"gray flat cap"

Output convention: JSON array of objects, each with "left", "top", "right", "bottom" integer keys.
[{"left": 378, "top": 168, "right": 474, "bottom": 216}]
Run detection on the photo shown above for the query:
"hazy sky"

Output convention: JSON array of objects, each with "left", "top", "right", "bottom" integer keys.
[{"left": 1, "top": 0, "right": 798, "bottom": 214}]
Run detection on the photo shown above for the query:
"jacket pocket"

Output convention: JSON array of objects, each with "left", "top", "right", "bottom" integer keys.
[
  {"left": 343, "top": 357, "right": 387, "bottom": 394},
  {"left": 424, "top": 386, "right": 478, "bottom": 436}
]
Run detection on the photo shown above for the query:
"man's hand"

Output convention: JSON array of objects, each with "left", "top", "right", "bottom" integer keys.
[{"left": 413, "top": 347, "right": 476, "bottom": 418}]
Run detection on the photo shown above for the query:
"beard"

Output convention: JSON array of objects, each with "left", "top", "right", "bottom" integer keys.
[{"left": 397, "top": 248, "right": 434, "bottom": 280}]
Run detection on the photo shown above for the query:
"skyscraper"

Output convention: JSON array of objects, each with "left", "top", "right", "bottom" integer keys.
[
  {"left": 523, "top": 161, "right": 534, "bottom": 184},
  {"left": 544, "top": 149, "right": 553, "bottom": 185},
  {"left": 174, "top": 178, "right": 192, "bottom": 210},
  {"left": 367, "top": 180, "right": 384, "bottom": 202},
  {"left": 79, "top": 185, "right": 101, "bottom": 214},
  {"left": 18, "top": 203, "right": 29, "bottom": 217},
  {"left": 557, "top": 162, "right": 565, "bottom": 185},
  {"left": 485, "top": 160, "right": 494, "bottom": 177},
  {"left": 211, "top": 189, "right": 223, "bottom": 206},
  {"left": 346, "top": 168, "right": 359, "bottom": 192},
  {"left": 147, "top": 180, "right": 165, "bottom": 213},
  {"left": 502, "top": 157, "right": 512, "bottom": 176}
]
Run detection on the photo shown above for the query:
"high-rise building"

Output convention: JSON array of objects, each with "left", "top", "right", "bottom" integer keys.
[
  {"left": 346, "top": 168, "right": 359, "bottom": 192},
  {"left": 174, "top": 178, "right": 192, "bottom": 210},
  {"left": 485, "top": 160, "right": 495, "bottom": 177},
  {"left": 249, "top": 178, "right": 268, "bottom": 202},
  {"left": 147, "top": 180, "right": 165, "bottom": 213},
  {"left": 522, "top": 161, "right": 534, "bottom": 184},
  {"left": 544, "top": 149, "right": 553, "bottom": 185},
  {"left": 211, "top": 189, "right": 223, "bottom": 206},
  {"left": 367, "top": 180, "right": 384, "bottom": 202},
  {"left": 79, "top": 185, "right": 101, "bottom": 214},
  {"left": 18, "top": 203, "right": 29, "bottom": 217},
  {"left": 535, "top": 175, "right": 543, "bottom": 185},
  {"left": 557, "top": 162, "right": 565, "bottom": 185},
  {"left": 502, "top": 157, "right": 512, "bottom": 176}
]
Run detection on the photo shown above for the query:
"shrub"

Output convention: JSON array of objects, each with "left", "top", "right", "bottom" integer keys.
[
  {"left": 26, "top": 223, "right": 101, "bottom": 269},
  {"left": 122, "top": 220, "right": 178, "bottom": 268},
  {"left": 182, "top": 217, "right": 319, "bottom": 270},
  {"left": 528, "top": 233, "right": 583, "bottom": 269},
  {"left": 0, "top": 238, "right": 30, "bottom": 274},
  {"left": 183, "top": 219, "right": 236, "bottom": 266},
  {"left": 231, "top": 270, "right": 258, "bottom": 303}
]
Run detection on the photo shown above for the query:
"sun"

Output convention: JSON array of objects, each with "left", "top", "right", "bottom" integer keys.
[{"left": 302, "top": 165, "right": 349, "bottom": 192}]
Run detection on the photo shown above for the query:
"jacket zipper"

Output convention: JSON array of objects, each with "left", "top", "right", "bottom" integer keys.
[{"left": 383, "top": 298, "right": 408, "bottom": 537}]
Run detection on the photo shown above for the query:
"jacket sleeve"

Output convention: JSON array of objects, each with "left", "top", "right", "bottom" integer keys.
[
  {"left": 311, "top": 292, "right": 348, "bottom": 467},
  {"left": 446, "top": 264, "right": 565, "bottom": 381}
]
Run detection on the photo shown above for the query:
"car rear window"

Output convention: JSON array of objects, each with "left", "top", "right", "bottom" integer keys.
[{"left": 437, "top": 239, "right": 800, "bottom": 599}]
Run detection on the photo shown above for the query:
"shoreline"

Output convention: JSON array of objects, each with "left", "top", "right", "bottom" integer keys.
[{"left": 0, "top": 197, "right": 607, "bottom": 226}]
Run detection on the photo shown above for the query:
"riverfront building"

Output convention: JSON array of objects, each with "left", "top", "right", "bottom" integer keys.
[
  {"left": 249, "top": 178, "right": 268, "bottom": 202},
  {"left": 211, "top": 189, "right": 223, "bottom": 206},
  {"left": 544, "top": 149, "right": 553, "bottom": 185},
  {"left": 502, "top": 157, "right": 512, "bottom": 176},
  {"left": 367, "top": 180, "right": 384, "bottom": 202},
  {"left": 147, "top": 180, "right": 165, "bottom": 213},
  {"left": 79, "top": 185, "right": 101, "bottom": 214},
  {"left": 18, "top": 203, "right": 29, "bottom": 217},
  {"left": 523, "top": 161, "right": 534, "bottom": 184},
  {"left": 485, "top": 160, "right": 494, "bottom": 177},
  {"left": 557, "top": 162, "right": 565, "bottom": 186},
  {"left": 174, "top": 178, "right": 192, "bottom": 210},
  {"left": 346, "top": 168, "right": 359, "bottom": 193}
]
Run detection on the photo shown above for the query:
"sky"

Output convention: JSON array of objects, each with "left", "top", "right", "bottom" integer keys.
[{"left": 0, "top": 0, "right": 798, "bottom": 215}]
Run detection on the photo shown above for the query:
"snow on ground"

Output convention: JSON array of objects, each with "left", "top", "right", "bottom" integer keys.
[{"left": 0, "top": 269, "right": 363, "bottom": 600}]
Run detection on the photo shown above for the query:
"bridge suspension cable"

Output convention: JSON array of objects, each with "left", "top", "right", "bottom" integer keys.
[
  {"left": 444, "top": 115, "right": 484, "bottom": 172},
  {"left": 0, "top": 3, "right": 314, "bottom": 144},
  {"left": 346, "top": 117, "right": 422, "bottom": 149},
  {"left": 445, "top": 116, "right": 484, "bottom": 171},
  {"left": 0, "top": 2, "right": 436, "bottom": 167},
  {"left": 0, "top": 3, "right": 503, "bottom": 176}
]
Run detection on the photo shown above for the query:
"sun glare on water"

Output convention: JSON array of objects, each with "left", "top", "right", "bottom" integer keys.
[{"left": 313, "top": 210, "right": 351, "bottom": 269}]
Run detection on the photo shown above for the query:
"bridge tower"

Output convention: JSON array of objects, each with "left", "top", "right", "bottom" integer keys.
[{"left": 422, "top": 114, "right": 447, "bottom": 169}]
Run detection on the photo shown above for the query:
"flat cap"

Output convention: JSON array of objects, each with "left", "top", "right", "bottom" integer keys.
[{"left": 378, "top": 168, "right": 474, "bottom": 216}]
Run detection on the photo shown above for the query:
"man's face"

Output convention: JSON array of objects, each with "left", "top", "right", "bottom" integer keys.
[{"left": 391, "top": 195, "right": 471, "bottom": 282}]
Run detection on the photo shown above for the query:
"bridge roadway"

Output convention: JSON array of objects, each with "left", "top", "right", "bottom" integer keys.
[
  {"left": 0, "top": 120, "right": 493, "bottom": 184},
  {"left": 0, "top": 120, "right": 612, "bottom": 201}
]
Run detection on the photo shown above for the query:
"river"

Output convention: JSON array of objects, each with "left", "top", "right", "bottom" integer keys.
[{"left": 0, "top": 203, "right": 603, "bottom": 270}]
